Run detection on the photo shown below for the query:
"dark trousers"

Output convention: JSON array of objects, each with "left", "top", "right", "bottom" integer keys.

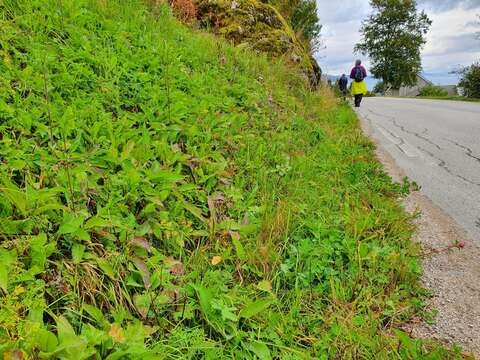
[{"left": 354, "top": 94, "right": 363, "bottom": 107}]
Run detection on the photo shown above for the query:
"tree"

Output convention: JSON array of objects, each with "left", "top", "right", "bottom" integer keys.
[
  {"left": 373, "top": 81, "right": 386, "bottom": 94},
  {"left": 458, "top": 62, "right": 480, "bottom": 98},
  {"left": 291, "top": 0, "right": 322, "bottom": 52},
  {"left": 355, "top": 0, "right": 431, "bottom": 89}
]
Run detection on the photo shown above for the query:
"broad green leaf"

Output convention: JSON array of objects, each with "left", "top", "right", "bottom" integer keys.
[
  {"left": 105, "top": 351, "right": 130, "bottom": 360},
  {"left": 33, "top": 203, "right": 67, "bottom": 215},
  {"left": 58, "top": 214, "right": 84, "bottom": 235},
  {"left": 192, "top": 284, "right": 213, "bottom": 318},
  {"left": 84, "top": 216, "right": 111, "bottom": 229},
  {"left": 0, "top": 249, "right": 16, "bottom": 292},
  {"left": 0, "top": 267, "right": 8, "bottom": 293},
  {"left": 183, "top": 202, "right": 207, "bottom": 223},
  {"left": 72, "top": 244, "right": 86, "bottom": 264},
  {"left": 29, "top": 233, "right": 48, "bottom": 272},
  {"left": 95, "top": 258, "right": 116, "bottom": 280},
  {"left": 56, "top": 316, "right": 75, "bottom": 342},
  {"left": 0, "top": 177, "right": 26, "bottom": 214},
  {"left": 32, "top": 328, "right": 58, "bottom": 353},
  {"left": 74, "top": 229, "right": 90, "bottom": 241},
  {"left": 232, "top": 236, "right": 246, "bottom": 261},
  {"left": 134, "top": 293, "right": 151, "bottom": 319},
  {"left": 9, "top": 160, "right": 26, "bottom": 170},
  {"left": 82, "top": 304, "right": 105, "bottom": 324},
  {"left": 239, "top": 299, "right": 272, "bottom": 319},
  {"left": 394, "top": 329, "right": 416, "bottom": 352},
  {"left": 249, "top": 341, "right": 271, "bottom": 360},
  {"left": 359, "top": 243, "right": 369, "bottom": 258}
]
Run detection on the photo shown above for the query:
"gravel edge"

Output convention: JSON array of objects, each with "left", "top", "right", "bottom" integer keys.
[{"left": 358, "top": 111, "right": 480, "bottom": 357}]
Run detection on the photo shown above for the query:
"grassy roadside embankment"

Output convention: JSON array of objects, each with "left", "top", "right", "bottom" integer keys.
[
  {"left": 416, "top": 96, "right": 480, "bottom": 103},
  {"left": 0, "top": 0, "right": 467, "bottom": 358}
]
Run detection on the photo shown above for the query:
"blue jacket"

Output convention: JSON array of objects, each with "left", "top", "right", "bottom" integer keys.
[{"left": 338, "top": 75, "right": 348, "bottom": 90}]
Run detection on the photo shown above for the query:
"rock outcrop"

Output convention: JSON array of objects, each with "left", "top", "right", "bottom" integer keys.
[{"left": 194, "top": 0, "right": 321, "bottom": 87}]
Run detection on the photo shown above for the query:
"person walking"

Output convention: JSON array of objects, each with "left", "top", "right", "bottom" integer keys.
[
  {"left": 338, "top": 74, "right": 349, "bottom": 100},
  {"left": 350, "top": 60, "right": 367, "bottom": 108}
]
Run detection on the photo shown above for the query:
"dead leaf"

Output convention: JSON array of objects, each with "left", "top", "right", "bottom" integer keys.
[
  {"left": 108, "top": 324, "right": 125, "bottom": 343},
  {"left": 165, "top": 256, "right": 184, "bottom": 275},
  {"left": 228, "top": 231, "right": 240, "bottom": 241},
  {"left": 207, "top": 197, "right": 216, "bottom": 214},
  {"left": 208, "top": 192, "right": 226, "bottom": 213},
  {"left": 211, "top": 256, "right": 222, "bottom": 265},
  {"left": 171, "top": 143, "right": 182, "bottom": 153},
  {"left": 3, "top": 349, "right": 24, "bottom": 360},
  {"left": 219, "top": 177, "right": 232, "bottom": 185},
  {"left": 132, "top": 257, "right": 151, "bottom": 289},
  {"left": 131, "top": 237, "right": 151, "bottom": 252}
]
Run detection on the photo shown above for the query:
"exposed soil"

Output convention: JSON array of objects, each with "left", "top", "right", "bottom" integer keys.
[{"left": 360, "top": 114, "right": 480, "bottom": 357}]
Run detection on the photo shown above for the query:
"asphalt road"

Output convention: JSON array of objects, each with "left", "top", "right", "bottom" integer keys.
[{"left": 358, "top": 97, "right": 480, "bottom": 243}]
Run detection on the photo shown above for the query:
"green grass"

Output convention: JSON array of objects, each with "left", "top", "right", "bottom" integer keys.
[
  {"left": 0, "top": 0, "right": 470, "bottom": 358},
  {"left": 416, "top": 96, "right": 480, "bottom": 103}
]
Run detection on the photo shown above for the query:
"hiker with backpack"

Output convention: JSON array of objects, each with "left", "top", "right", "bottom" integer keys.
[
  {"left": 338, "top": 74, "right": 349, "bottom": 100},
  {"left": 350, "top": 59, "right": 368, "bottom": 108}
]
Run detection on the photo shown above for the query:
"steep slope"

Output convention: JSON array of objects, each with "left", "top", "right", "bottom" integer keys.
[
  {"left": 195, "top": 0, "right": 321, "bottom": 86},
  {"left": 0, "top": 0, "right": 460, "bottom": 358}
]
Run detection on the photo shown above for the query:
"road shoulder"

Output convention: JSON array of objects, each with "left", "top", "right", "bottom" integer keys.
[{"left": 359, "top": 111, "right": 480, "bottom": 356}]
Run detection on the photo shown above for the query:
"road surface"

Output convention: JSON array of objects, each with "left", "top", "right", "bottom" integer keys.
[{"left": 358, "top": 97, "right": 480, "bottom": 243}]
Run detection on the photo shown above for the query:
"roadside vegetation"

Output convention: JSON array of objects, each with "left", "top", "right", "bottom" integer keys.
[
  {"left": 418, "top": 85, "right": 448, "bottom": 98},
  {"left": 268, "top": 0, "right": 322, "bottom": 53},
  {"left": 0, "top": 0, "right": 470, "bottom": 358},
  {"left": 457, "top": 62, "right": 480, "bottom": 99},
  {"left": 416, "top": 96, "right": 480, "bottom": 103}
]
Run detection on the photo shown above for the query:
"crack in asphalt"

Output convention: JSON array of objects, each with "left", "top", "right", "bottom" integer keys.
[
  {"left": 417, "top": 145, "right": 480, "bottom": 187},
  {"left": 362, "top": 112, "right": 412, "bottom": 157},
  {"left": 365, "top": 109, "right": 444, "bottom": 150},
  {"left": 444, "top": 138, "right": 480, "bottom": 164},
  {"left": 362, "top": 109, "right": 480, "bottom": 187}
]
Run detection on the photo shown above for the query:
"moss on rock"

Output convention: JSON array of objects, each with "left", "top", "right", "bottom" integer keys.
[{"left": 195, "top": 0, "right": 321, "bottom": 86}]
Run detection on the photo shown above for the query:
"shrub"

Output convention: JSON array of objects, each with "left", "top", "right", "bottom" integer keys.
[
  {"left": 170, "top": 0, "right": 197, "bottom": 23},
  {"left": 418, "top": 84, "right": 448, "bottom": 97},
  {"left": 458, "top": 62, "right": 480, "bottom": 98},
  {"left": 373, "top": 81, "right": 385, "bottom": 94}
]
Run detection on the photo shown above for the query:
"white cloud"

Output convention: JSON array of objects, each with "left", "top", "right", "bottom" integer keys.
[{"left": 315, "top": 0, "right": 480, "bottom": 84}]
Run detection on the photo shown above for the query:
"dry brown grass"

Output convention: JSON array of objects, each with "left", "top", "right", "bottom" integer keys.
[{"left": 253, "top": 201, "right": 291, "bottom": 278}]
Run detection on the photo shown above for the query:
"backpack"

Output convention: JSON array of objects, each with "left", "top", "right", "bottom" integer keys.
[{"left": 354, "top": 67, "right": 364, "bottom": 82}]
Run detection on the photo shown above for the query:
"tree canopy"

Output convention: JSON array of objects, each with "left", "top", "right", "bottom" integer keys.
[
  {"left": 355, "top": 0, "right": 431, "bottom": 89},
  {"left": 458, "top": 62, "right": 480, "bottom": 98}
]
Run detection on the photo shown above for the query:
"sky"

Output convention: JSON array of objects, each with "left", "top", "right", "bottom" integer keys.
[{"left": 315, "top": 0, "right": 480, "bottom": 86}]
